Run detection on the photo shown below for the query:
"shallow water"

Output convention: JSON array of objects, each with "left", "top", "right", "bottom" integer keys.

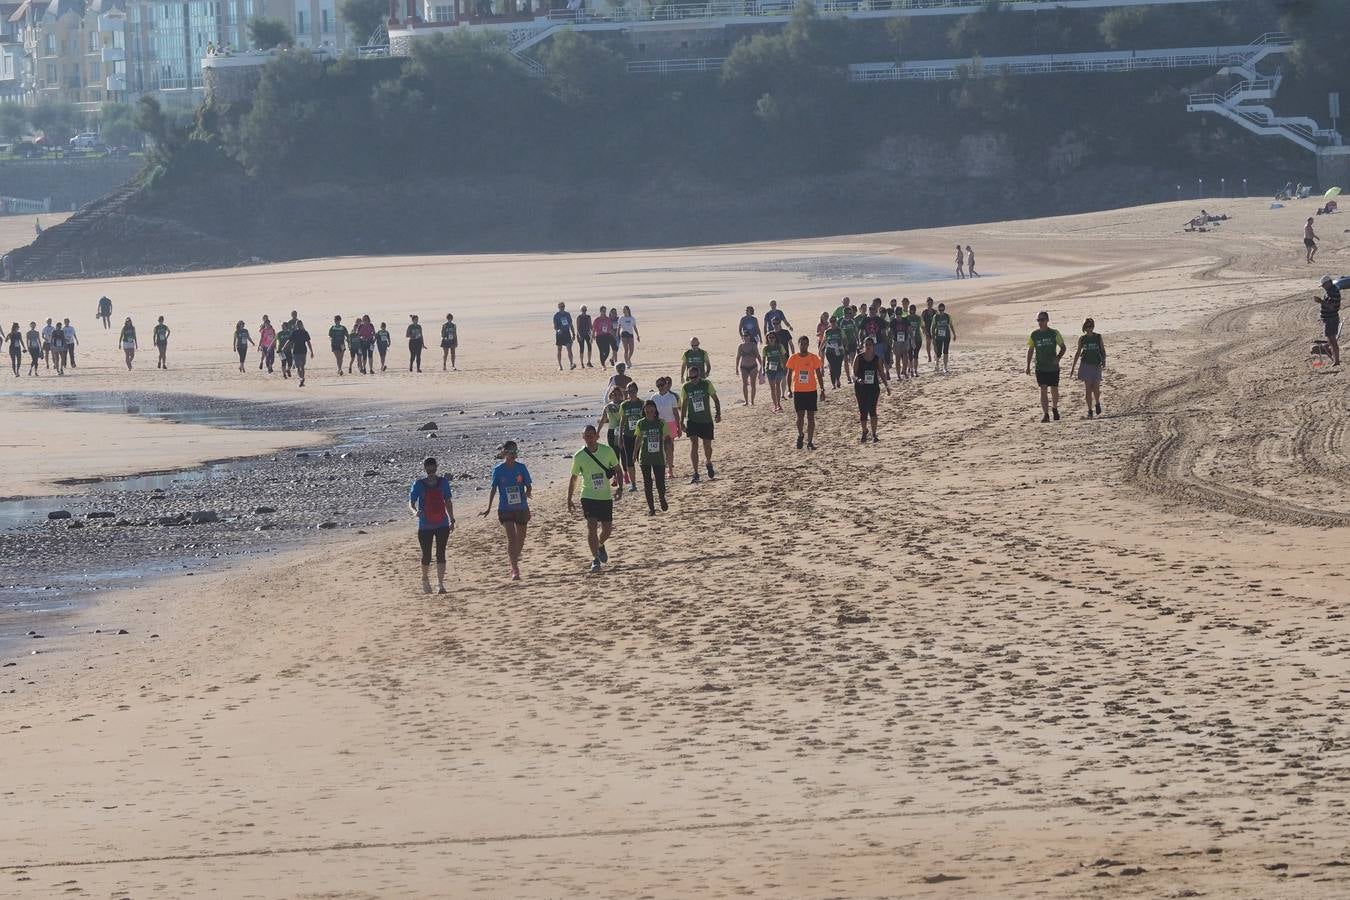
[
  {"left": 0, "top": 390, "right": 576, "bottom": 654},
  {"left": 629, "top": 254, "right": 953, "bottom": 284}
]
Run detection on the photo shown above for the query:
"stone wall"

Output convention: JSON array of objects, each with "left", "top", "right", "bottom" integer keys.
[
  {"left": 0, "top": 157, "right": 142, "bottom": 212},
  {"left": 203, "top": 64, "right": 265, "bottom": 105}
]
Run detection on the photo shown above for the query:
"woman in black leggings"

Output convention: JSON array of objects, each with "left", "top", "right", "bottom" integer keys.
[
  {"left": 853, "top": 337, "right": 890, "bottom": 444},
  {"left": 409, "top": 456, "right": 455, "bottom": 595}
]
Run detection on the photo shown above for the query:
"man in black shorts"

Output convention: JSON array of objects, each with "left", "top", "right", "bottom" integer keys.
[
  {"left": 554, "top": 302, "right": 576, "bottom": 371},
  {"left": 679, "top": 365, "right": 721, "bottom": 483},
  {"left": 1026, "top": 311, "right": 1066, "bottom": 422},
  {"left": 567, "top": 425, "right": 622, "bottom": 574}
]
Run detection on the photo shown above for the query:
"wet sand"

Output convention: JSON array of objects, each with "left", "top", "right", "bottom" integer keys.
[{"left": 2, "top": 199, "right": 1350, "bottom": 897}]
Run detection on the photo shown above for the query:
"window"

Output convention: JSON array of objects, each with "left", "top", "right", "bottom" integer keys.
[
  {"left": 46, "top": 62, "right": 56, "bottom": 82},
  {"left": 44, "top": 33, "right": 54, "bottom": 54},
  {"left": 297, "top": 10, "right": 306, "bottom": 33},
  {"left": 89, "top": 31, "right": 99, "bottom": 51},
  {"left": 321, "top": 9, "right": 331, "bottom": 32}
]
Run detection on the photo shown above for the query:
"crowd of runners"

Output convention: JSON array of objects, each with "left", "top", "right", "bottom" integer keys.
[
  {"left": 407, "top": 293, "right": 1122, "bottom": 583},
  {"left": 3, "top": 300, "right": 466, "bottom": 384}
]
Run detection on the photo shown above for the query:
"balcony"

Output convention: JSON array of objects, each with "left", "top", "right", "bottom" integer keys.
[
  {"left": 105, "top": 74, "right": 125, "bottom": 91},
  {"left": 101, "top": 46, "right": 124, "bottom": 62}
]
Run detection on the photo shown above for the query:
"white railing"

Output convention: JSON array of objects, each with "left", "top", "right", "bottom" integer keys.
[
  {"left": 851, "top": 44, "right": 1264, "bottom": 82},
  {"left": 626, "top": 56, "right": 725, "bottom": 74},
  {"left": 542, "top": 0, "right": 1231, "bottom": 25},
  {"left": 1, "top": 196, "right": 51, "bottom": 214}
]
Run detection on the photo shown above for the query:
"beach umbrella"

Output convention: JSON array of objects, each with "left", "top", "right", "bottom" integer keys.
[{"left": 1325, "top": 187, "right": 1342, "bottom": 199}]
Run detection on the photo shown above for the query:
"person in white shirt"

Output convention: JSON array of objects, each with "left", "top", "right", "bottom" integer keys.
[
  {"left": 649, "top": 377, "right": 680, "bottom": 478},
  {"left": 40, "top": 318, "right": 54, "bottom": 369},
  {"left": 617, "top": 305, "right": 639, "bottom": 367},
  {"left": 62, "top": 318, "right": 77, "bottom": 368}
]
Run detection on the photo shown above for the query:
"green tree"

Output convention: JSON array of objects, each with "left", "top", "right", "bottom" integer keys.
[
  {"left": 946, "top": 0, "right": 1007, "bottom": 56},
  {"left": 0, "top": 102, "right": 27, "bottom": 142},
  {"left": 540, "top": 30, "right": 625, "bottom": 107},
  {"left": 248, "top": 16, "right": 294, "bottom": 50},
  {"left": 1281, "top": 0, "right": 1350, "bottom": 87},
  {"left": 339, "top": 0, "right": 386, "bottom": 44},
  {"left": 100, "top": 102, "right": 140, "bottom": 148},
  {"left": 29, "top": 102, "right": 81, "bottom": 145}
]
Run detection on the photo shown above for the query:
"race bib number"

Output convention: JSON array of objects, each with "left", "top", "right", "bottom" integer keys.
[
  {"left": 864, "top": 370, "right": 875, "bottom": 385},
  {"left": 505, "top": 486, "right": 522, "bottom": 506},
  {"left": 797, "top": 371, "right": 810, "bottom": 384},
  {"left": 590, "top": 473, "right": 605, "bottom": 492},
  {"left": 646, "top": 434, "right": 662, "bottom": 453},
  {"left": 767, "top": 361, "right": 780, "bottom": 372},
  {"left": 692, "top": 398, "right": 705, "bottom": 413}
]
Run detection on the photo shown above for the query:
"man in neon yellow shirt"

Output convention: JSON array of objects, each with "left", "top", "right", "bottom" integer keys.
[{"left": 568, "top": 424, "right": 623, "bottom": 574}]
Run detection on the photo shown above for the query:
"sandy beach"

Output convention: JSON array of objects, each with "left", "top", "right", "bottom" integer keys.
[{"left": 2, "top": 197, "right": 1349, "bottom": 897}]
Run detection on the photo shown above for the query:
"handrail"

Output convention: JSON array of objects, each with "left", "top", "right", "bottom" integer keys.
[
  {"left": 539, "top": 0, "right": 1233, "bottom": 27},
  {"left": 851, "top": 45, "right": 1267, "bottom": 82},
  {"left": 626, "top": 56, "right": 726, "bottom": 74}
]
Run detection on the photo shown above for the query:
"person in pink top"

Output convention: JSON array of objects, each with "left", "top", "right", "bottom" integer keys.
[
  {"left": 356, "top": 315, "right": 377, "bottom": 376},
  {"left": 258, "top": 315, "right": 277, "bottom": 374},
  {"left": 593, "top": 304, "right": 615, "bottom": 369}
]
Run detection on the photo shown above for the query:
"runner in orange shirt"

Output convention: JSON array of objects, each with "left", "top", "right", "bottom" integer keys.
[{"left": 784, "top": 335, "right": 825, "bottom": 450}]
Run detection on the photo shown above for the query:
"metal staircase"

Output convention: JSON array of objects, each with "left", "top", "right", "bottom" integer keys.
[{"left": 1185, "top": 32, "right": 1344, "bottom": 154}]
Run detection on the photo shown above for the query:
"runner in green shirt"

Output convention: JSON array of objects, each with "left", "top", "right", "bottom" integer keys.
[
  {"left": 822, "top": 321, "right": 846, "bottom": 388},
  {"left": 1068, "top": 317, "right": 1107, "bottom": 419},
  {"left": 930, "top": 304, "right": 955, "bottom": 375},
  {"left": 375, "top": 323, "right": 391, "bottom": 372},
  {"left": 681, "top": 338, "right": 710, "bottom": 382},
  {"left": 152, "top": 317, "right": 170, "bottom": 370},
  {"left": 680, "top": 367, "right": 721, "bottom": 484},
  {"left": 634, "top": 400, "right": 670, "bottom": 514},
  {"left": 328, "top": 315, "right": 349, "bottom": 376},
  {"left": 233, "top": 320, "right": 253, "bottom": 373},
  {"left": 346, "top": 320, "right": 362, "bottom": 374},
  {"left": 619, "top": 383, "right": 645, "bottom": 493},
  {"left": 567, "top": 425, "right": 623, "bottom": 574},
  {"left": 763, "top": 332, "right": 789, "bottom": 412},
  {"left": 277, "top": 322, "right": 294, "bottom": 378},
  {"left": 1025, "top": 311, "right": 1067, "bottom": 422},
  {"left": 906, "top": 305, "right": 923, "bottom": 372}
]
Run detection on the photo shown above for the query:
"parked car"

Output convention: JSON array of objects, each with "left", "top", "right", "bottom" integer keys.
[{"left": 69, "top": 132, "right": 103, "bottom": 150}]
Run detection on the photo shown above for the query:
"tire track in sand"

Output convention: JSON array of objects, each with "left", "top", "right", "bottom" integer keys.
[{"left": 1124, "top": 289, "right": 1350, "bottom": 526}]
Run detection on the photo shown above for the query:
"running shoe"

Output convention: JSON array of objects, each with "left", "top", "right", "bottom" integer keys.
[
  {"left": 871, "top": 433, "right": 879, "bottom": 444},
  {"left": 660, "top": 498, "right": 668, "bottom": 511},
  {"left": 1041, "top": 413, "right": 1049, "bottom": 423},
  {"left": 706, "top": 463, "right": 715, "bottom": 480},
  {"left": 807, "top": 442, "right": 817, "bottom": 450},
  {"left": 1052, "top": 408, "right": 1060, "bottom": 421},
  {"left": 598, "top": 544, "right": 608, "bottom": 563},
  {"left": 690, "top": 474, "right": 701, "bottom": 484},
  {"left": 628, "top": 483, "right": 637, "bottom": 493},
  {"left": 1095, "top": 402, "right": 1102, "bottom": 415},
  {"left": 590, "top": 559, "right": 601, "bottom": 574},
  {"left": 796, "top": 435, "right": 804, "bottom": 450}
]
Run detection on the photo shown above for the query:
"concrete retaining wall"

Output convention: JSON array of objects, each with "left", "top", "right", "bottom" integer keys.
[{"left": 0, "top": 158, "right": 142, "bottom": 212}]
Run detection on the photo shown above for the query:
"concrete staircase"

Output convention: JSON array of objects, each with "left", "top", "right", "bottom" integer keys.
[{"left": 3, "top": 183, "right": 141, "bottom": 280}]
